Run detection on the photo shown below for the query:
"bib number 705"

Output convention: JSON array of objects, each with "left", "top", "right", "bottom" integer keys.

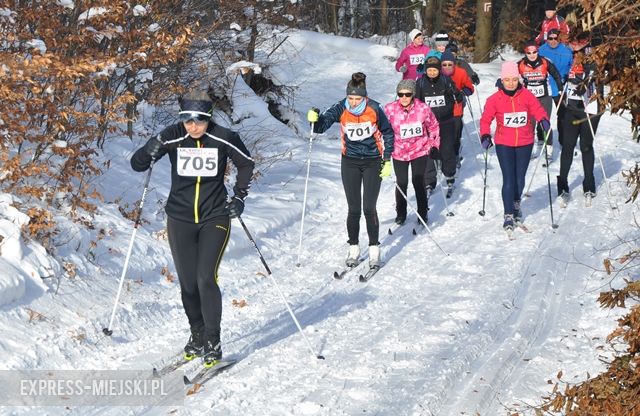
[{"left": 177, "top": 147, "right": 219, "bottom": 177}]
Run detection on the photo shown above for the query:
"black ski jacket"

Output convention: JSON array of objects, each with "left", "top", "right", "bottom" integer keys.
[
  {"left": 131, "top": 123, "right": 254, "bottom": 224},
  {"left": 415, "top": 74, "right": 461, "bottom": 123}
]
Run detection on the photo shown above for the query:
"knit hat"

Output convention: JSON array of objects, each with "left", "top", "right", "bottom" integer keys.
[
  {"left": 396, "top": 79, "right": 416, "bottom": 94},
  {"left": 441, "top": 51, "right": 455, "bottom": 63},
  {"left": 434, "top": 31, "right": 449, "bottom": 46},
  {"left": 409, "top": 29, "right": 422, "bottom": 41},
  {"left": 500, "top": 61, "right": 520, "bottom": 79},
  {"left": 425, "top": 56, "right": 441, "bottom": 71},
  {"left": 523, "top": 40, "right": 538, "bottom": 53},
  {"left": 544, "top": 0, "right": 557, "bottom": 11}
]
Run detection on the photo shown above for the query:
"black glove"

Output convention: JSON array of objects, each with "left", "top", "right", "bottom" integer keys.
[
  {"left": 416, "top": 63, "right": 424, "bottom": 73},
  {"left": 144, "top": 135, "right": 163, "bottom": 159},
  {"left": 574, "top": 81, "right": 587, "bottom": 95},
  {"left": 225, "top": 196, "right": 245, "bottom": 218},
  {"left": 429, "top": 147, "right": 440, "bottom": 160},
  {"left": 471, "top": 73, "right": 480, "bottom": 85}
]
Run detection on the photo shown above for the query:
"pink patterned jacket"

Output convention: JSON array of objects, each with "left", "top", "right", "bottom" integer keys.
[{"left": 384, "top": 99, "right": 440, "bottom": 162}]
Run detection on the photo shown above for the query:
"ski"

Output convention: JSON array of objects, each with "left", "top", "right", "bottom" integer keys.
[
  {"left": 359, "top": 265, "right": 382, "bottom": 282},
  {"left": 333, "top": 260, "right": 363, "bottom": 280},
  {"left": 387, "top": 222, "right": 405, "bottom": 236},
  {"left": 152, "top": 352, "right": 194, "bottom": 378},
  {"left": 184, "top": 359, "right": 237, "bottom": 387},
  {"left": 515, "top": 222, "right": 531, "bottom": 233}
]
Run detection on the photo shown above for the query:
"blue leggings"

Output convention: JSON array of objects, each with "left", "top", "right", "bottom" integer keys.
[{"left": 495, "top": 144, "right": 533, "bottom": 215}]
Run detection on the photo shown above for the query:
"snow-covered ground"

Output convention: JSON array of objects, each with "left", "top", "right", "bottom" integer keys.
[{"left": 1, "top": 29, "right": 638, "bottom": 415}]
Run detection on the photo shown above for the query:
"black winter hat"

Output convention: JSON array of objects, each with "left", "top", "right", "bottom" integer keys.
[
  {"left": 425, "top": 56, "right": 441, "bottom": 70},
  {"left": 544, "top": 0, "right": 557, "bottom": 11},
  {"left": 448, "top": 43, "right": 459, "bottom": 54}
]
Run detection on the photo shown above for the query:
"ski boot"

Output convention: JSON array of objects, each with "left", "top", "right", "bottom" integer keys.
[
  {"left": 503, "top": 214, "right": 515, "bottom": 231},
  {"left": 203, "top": 338, "right": 223, "bottom": 368},
  {"left": 368, "top": 245, "right": 381, "bottom": 268},
  {"left": 584, "top": 191, "right": 595, "bottom": 207},
  {"left": 513, "top": 200, "right": 523, "bottom": 224},
  {"left": 345, "top": 244, "right": 360, "bottom": 267},
  {"left": 183, "top": 327, "right": 204, "bottom": 361}
]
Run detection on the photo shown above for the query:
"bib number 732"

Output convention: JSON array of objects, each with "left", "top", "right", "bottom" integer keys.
[{"left": 177, "top": 147, "right": 219, "bottom": 177}]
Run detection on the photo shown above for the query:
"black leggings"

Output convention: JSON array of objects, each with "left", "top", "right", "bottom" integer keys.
[
  {"left": 559, "top": 109, "right": 600, "bottom": 194},
  {"left": 167, "top": 215, "right": 231, "bottom": 341},
  {"left": 393, "top": 156, "right": 428, "bottom": 218},
  {"left": 341, "top": 156, "right": 382, "bottom": 246}
]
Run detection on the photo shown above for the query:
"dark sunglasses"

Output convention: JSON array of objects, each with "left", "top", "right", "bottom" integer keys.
[
  {"left": 547, "top": 36, "right": 559, "bottom": 41},
  {"left": 525, "top": 51, "right": 538, "bottom": 55},
  {"left": 179, "top": 112, "right": 211, "bottom": 125},
  {"left": 442, "top": 63, "right": 454, "bottom": 67},
  {"left": 397, "top": 92, "right": 413, "bottom": 98}
]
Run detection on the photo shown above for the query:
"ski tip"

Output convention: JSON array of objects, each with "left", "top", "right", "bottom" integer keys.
[
  {"left": 102, "top": 327, "right": 113, "bottom": 336},
  {"left": 552, "top": 224, "right": 559, "bottom": 229},
  {"left": 412, "top": 229, "right": 417, "bottom": 235},
  {"left": 152, "top": 368, "right": 160, "bottom": 378},
  {"left": 478, "top": 210, "right": 485, "bottom": 216},
  {"left": 317, "top": 355, "right": 325, "bottom": 360},
  {"left": 333, "top": 271, "right": 341, "bottom": 279},
  {"left": 446, "top": 212, "right": 454, "bottom": 217},
  {"left": 183, "top": 375, "right": 192, "bottom": 385},
  {"left": 388, "top": 228, "right": 393, "bottom": 235},
  {"left": 295, "top": 263, "right": 301, "bottom": 267}
]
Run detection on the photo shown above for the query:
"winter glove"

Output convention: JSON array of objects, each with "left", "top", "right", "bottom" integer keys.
[
  {"left": 144, "top": 135, "right": 164, "bottom": 160},
  {"left": 540, "top": 119, "right": 551, "bottom": 133},
  {"left": 399, "top": 64, "right": 408, "bottom": 73},
  {"left": 462, "top": 87, "right": 473, "bottom": 96},
  {"left": 416, "top": 63, "right": 425, "bottom": 74},
  {"left": 379, "top": 160, "right": 392, "bottom": 178},
  {"left": 471, "top": 73, "right": 480, "bottom": 85},
  {"left": 224, "top": 195, "right": 245, "bottom": 219},
  {"left": 307, "top": 108, "right": 320, "bottom": 123},
  {"left": 481, "top": 134, "right": 493, "bottom": 150},
  {"left": 428, "top": 147, "right": 440, "bottom": 160}
]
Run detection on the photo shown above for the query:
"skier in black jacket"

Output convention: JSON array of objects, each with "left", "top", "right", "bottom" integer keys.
[
  {"left": 131, "top": 91, "right": 254, "bottom": 368},
  {"left": 416, "top": 55, "right": 463, "bottom": 196}
]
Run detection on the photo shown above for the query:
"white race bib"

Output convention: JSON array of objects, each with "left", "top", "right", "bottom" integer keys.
[
  {"left": 424, "top": 95, "right": 445, "bottom": 108},
  {"left": 503, "top": 111, "right": 528, "bottom": 128},
  {"left": 177, "top": 147, "right": 219, "bottom": 177},
  {"left": 399, "top": 122, "right": 423, "bottom": 139},
  {"left": 409, "top": 54, "right": 424, "bottom": 65},
  {"left": 567, "top": 85, "right": 583, "bottom": 101},
  {"left": 344, "top": 121, "right": 374, "bottom": 141},
  {"left": 527, "top": 84, "right": 545, "bottom": 97}
]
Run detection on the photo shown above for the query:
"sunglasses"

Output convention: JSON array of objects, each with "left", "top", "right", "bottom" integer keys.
[
  {"left": 397, "top": 92, "right": 413, "bottom": 98},
  {"left": 442, "top": 63, "right": 454, "bottom": 67},
  {"left": 525, "top": 50, "right": 538, "bottom": 55},
  {"left": 547, "top": 37, "right": 559, "bottom": 41},
  {"left": 179, "top": 112, "right": 211, "bottom": 125}
]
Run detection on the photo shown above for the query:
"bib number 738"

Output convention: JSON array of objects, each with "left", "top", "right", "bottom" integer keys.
[{"left": 177, "top": 147, "right": 219, "bottom": 177}]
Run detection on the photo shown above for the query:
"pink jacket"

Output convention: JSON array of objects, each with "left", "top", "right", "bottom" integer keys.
[
  {"left": 480, "top": 85, "right": 549, "bottom": 147},
  {"left": 384, "top": 99, "right": 440, "bottom": 161},
  {"left": 395, "top": 43, "right": 431, "bottom": 81}
]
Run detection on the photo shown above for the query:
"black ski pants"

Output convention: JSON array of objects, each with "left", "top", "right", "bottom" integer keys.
[
  {"left": 558, "top": 108, "right": 600, "bottom": 194},
  {"left": 425, "top": 119, "right": 456, "bottom": 187},
  {"left": 393, "top": 155, "right": 428, "bottom": 220},
  {"left": 535, "top": 95, "right": 554, "bottom": 145},
  {"left": 341, "top": 156, "right": 382, "bottom": 246},
  {"left": 167, "top": 215, "right": 231, "bottom": 342}
]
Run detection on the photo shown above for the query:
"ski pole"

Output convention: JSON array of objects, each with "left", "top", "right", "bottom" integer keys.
[
  {"left": 236, "top": 215, "right": 325, "bottom": 360},
  {"left": 394, "top": 182, "right": 449, "bottom": 256},
  {"left": 524, "top": 83, "right": 568, "bottom": 197},
  {"left": 295, "top": 123, "right": 315, "bottom": 267},
  {"left": 103, "top": 159, "right": 156, "bottom": 336},
  {"left": 582, "top": 102, "right": 617, "bottom": 211},
  {"left": 478, "top": 148, "right": 489, "bottom": 216}
]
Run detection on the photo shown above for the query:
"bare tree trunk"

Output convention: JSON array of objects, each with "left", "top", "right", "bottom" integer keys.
[
  {"left": 423, "top": 0, "right": 436, "bottom": 36},
  {"left": 474, "top": 0, "right": 492, "bottom": 63},
  {"left": 497, "top": 0, "right": 522, "bottom": 45},
  {"left": 330, "top": 3, "right": 338, "bottom": 34},
  {"left": 380, "top": 0, "right": 388, "bottom": 35}
]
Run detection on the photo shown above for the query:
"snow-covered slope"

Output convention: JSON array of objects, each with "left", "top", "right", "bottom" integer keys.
[{"left": 1, "top": 29, "right": 638, "bottom": 416}]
